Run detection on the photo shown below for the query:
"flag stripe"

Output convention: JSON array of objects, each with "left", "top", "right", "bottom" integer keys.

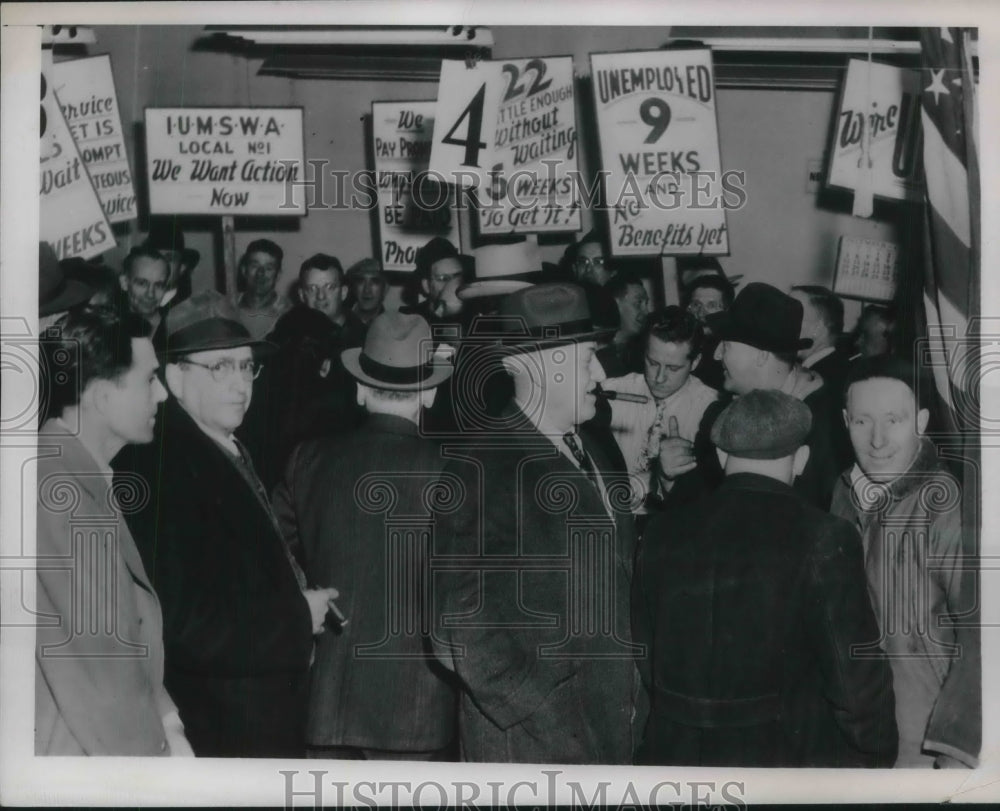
[
  {"left": 921, "top": 109, "right": 971, "bottom": 246},
  {"left": 925, "top": 206, "right": 972, "bottom": 315}
]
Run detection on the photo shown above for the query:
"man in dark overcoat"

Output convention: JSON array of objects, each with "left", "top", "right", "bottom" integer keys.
[
  {"left": 115, "top": 291, "right": 335, "bottom": 757},
  {"left": 431, "top": 283, "right": 644, "bottom": 764},
  {"left": 634, "top": 389, "right": 897, "bottom": 767},
  {"left": 272, "top": 311, "right": 459, "bottom": 759}
]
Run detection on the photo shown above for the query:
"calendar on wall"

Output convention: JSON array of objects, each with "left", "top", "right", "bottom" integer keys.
[{"left": 832, "top": 236, "right": 900, "bottom": 303}]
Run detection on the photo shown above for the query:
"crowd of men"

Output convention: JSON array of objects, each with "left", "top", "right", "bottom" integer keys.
[{"left": 34, "top": 221, "right": 978, "bottom": 769}]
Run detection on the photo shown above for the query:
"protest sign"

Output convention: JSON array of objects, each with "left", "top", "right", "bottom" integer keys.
[
  {"left": 428, "top": 59, "right": 504, "bottom": 191},
  {"left": 478, "top": 56, "right": 580, "bottom": 235},
  {"left": 590, "top": 48, "right": 730, "bottom": 257},
  {"left": 40, "top": 51, "right": 115, "bottom": 260},
  {"left": 372, "top": 100, "right": 459, "bottom": 271},
  {"left": 52, "top": 54, "right": 136, "bottom": 223},
  {"left": 144, "top": 107, "right": 306, "bottom": 215}
]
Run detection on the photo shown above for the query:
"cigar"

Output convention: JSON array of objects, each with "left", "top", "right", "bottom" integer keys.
[
  {"left": 327, "top": 598, "right": 349, "bottom": 627},
  {"left": 591, "top": 384, "right": 649, "bottom": 404}
]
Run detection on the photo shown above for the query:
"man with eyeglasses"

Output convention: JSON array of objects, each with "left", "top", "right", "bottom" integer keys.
[
  {"left": 115, "top": 290, "right": 337, "bottom": 757},
  {"left": 239, "top": 253, "right": 366, "bottom": 489},
  {"left": 556, "top": 229, "right": 619, "bottom": 330}
]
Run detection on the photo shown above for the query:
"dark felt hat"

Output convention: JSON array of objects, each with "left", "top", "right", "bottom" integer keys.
[
  {"left": 414, "top": 236, "right": 474, "bottom": 279},
  {"left": 39, "top": 242, "right": 94, "bottom": 316},
  {"left": 491, "top": 282, "right": 615, "bottom": 354},
  {"left": 143, "top": 217, "right": 200, "bottom": 270},
  {"left": 342, "top": 311, "right": 453, "bottom": 392},
  {"left": 159, "top": 290, "right": 275, "bottom": 358},
  {"left": 711, "top": 389, "right": 812, "bottom": 459},
  {"left": 708, "top": 282, "right": 813, "bottom": 353}
]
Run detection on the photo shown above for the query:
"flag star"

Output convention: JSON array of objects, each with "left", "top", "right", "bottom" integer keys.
[
  {"left": 925, "top": 69, "right": 949, "bottom": 104},
  {"left": 941, "top": 28, "right": 954, "bottom": 44}
]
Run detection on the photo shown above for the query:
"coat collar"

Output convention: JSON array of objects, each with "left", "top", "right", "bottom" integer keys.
[
  {"left": 40, "top": 419, "right": 154, "bottom": 591},
  {"left": 364, "top": 412, "right": 421, "bottom": 437},
  {"left": 718, "top": 471, "right": 797, "bottom": 498},
  {"left": 843, "top": 436, "right": 945, "bottom": 503}
]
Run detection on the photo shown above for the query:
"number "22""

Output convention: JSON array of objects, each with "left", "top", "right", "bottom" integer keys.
[{"left": 441, "top": 59, "right": 554, "bottom": 168}]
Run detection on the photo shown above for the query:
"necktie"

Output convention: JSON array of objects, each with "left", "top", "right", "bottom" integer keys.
[
  {"left": 232, "top": 437, "right": 308, "bottom": 590},
  {"left": 563, "top": 432, "right": 598, "bottom": 487}
]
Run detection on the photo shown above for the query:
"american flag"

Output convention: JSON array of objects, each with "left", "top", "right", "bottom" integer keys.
[{"left": 919, "top": 27, "right": 979, "bottom": 432}]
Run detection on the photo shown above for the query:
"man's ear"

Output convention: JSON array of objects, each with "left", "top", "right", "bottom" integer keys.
[
  {"left": 340, "top": 285, "right": 349, "bottom": 302},
  {"left": 917, "top": 407, "right": 930, "bottom": 435},
  {"left": 297, "top": 286, "right": 306, "bottom": 305},
  {"left": 420, "top": 278, "right": 430, "bottom": 297},
  {"left": 87, "top": 378, "right": 111, "bottom": 417},
  {"left": 792, "top": 444, "right": 811, "bottom": 478},
  {"left": 756, "top": 348, "right": 770, "bottom": 367},
  {"left": 356, "top": 383, "right": 369, "bottom": 408},
  {"left": 164, "top": 363, "right": 184, "bottom": 399},
  {"left": 842, "top": 407, "right": 849, "bottom": 429},
  {"left": 119, "top": 273, "right": 129, "bottom": 292},
  {"left": 421, "top": 386, "right": 437, "bottom": 409}
]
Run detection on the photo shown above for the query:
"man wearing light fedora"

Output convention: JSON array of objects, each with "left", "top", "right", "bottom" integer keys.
[
  {"left": 430, "top": 283, "right": 643, "bottom": 764},
  {"left": 272, "top": 311, "right": 458, "bottom": 760},
  {"left": 662, "top": 282, "right": 841, "bottom": 509},
  {"left": 114, "top": 290, "right": 336, "bottom": 757},
  {"left": 635, "top": 390, "right": 896, "bottom": 767}
]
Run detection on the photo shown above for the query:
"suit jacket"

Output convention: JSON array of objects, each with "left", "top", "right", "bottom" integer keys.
[
  {"left": 272, "top": 413, "right": 458, "bottom": 751},
  {"left": 114, "top": 397, "right": 314, "bottom": 757},
  {"left": 431, "top": 406, "right": 643, "bottom": 764},
  {"left": 635, "top": 473, "right": 897, "bottom": 767},
  {"left": 35, "top": 421, "right": 176, "bottom": 755}
]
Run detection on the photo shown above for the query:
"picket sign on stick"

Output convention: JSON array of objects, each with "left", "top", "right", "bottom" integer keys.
[{"left": 144, "top": 107, "right": 306, "bottom": 297}]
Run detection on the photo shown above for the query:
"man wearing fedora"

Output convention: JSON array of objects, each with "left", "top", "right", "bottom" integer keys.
[
  {"left": 38, "top": 241, "right": 95, "bottom": 332},
  {"left": 403, "top": 236, "right": 472, "bottom": 328},
  {"left": 635, "top": 390, "right": 897, "bottom": 767},
  {"left": 114, "top": 290, "right": 336, "bottom": 757},
  {"left": 272, "top": 311, "right": 458, "bottom": 760},
  {"left": 142, "top": 216, "right": 200, "bottom": 308},
  {"left": 35, "top": 307, "right": 193, "bottom": 757},
  {"left": 431, "top": 283, "right": 642, "bottom": 764},
  {"left": 663, "top": 282, "right": 840, "bottom": 509}
]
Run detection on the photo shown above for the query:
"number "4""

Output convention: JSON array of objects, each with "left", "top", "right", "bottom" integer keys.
[{"left": 441, "top": 83, "right": 488, "bottom": 168}]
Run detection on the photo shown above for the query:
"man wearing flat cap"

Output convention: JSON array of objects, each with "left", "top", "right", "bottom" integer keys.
[
  {"left": 114, "top": 290, "right": 336, "bottom": 757},
  {"left": 272, "top": 311, "right": 458, "bottom": 760},
  {"left": 430, "top": 283, "right": 643, "bottom": 764},
  {"left": 634, "top": 390, "right": 897, "bottom": 767},
  {"left": 662, "top": 282, "right": 841, "bottom": 509}
]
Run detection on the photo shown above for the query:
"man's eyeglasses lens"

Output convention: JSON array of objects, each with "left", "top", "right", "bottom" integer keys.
[{"left": 183, "top": 358, "right": 262, "bottom": 382}]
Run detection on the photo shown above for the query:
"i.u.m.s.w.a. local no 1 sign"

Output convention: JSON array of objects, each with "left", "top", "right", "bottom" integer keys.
[{"left": 145, "top": 108, "right": 306, "bottom": 215}]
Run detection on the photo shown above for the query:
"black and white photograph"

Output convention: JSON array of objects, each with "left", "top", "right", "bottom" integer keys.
[{"left": 1, "top": 1, "right": 998, "bottom": 805}]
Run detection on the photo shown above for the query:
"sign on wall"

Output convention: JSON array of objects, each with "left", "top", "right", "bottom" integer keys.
[
  {"left": 52, "top": 54, "right": 137, "bottom": 223},
  {"left": 590, "top": 48, "right": 730, "bottom": 257},
  {"left": 827, "top": 59, "right": 923, "bottom": 202},
  {"left": 40, "top": 51, "right": 115, "bottom": 260},
  {"left": 371, "top": 100, "right": 459, "bottom": 271},
  {"left": 478, "top": 56, "right": 581, "bottom": 235},
  {"left": 144, "top": 107, "right": 306, "bottom": 215}
]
